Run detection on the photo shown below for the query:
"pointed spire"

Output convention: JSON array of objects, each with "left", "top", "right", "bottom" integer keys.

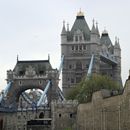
[
  {"left": 114, "top": 36, "right": 120, "bottom": 48},
  {"left": 96, "top": 21, "right": 100, "bottom": 37},
  {"left": 77, "top": 8, "right": 84, "bottom": 17},
  {"left": 91, "top": 19, "right": 96, "bottom": 34},
  {"left": 67, "top": 23, "right": 69, "bottom": 31},
  {"left": 17, "top": 54, "right": 19, "bottom": 62},
  {"left": 115, "top": 36, "right": 118, "bottom": 44},
  {"left": 102, "top": 27, "right": 108, "bottom": 34},
  {"left": 61, "top": 20, "right": 66, "bottom": 35}
]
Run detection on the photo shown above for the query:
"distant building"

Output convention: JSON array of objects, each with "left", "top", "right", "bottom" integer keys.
[{"left": 61, "top": 11, "right": 122, "bottom": 97}]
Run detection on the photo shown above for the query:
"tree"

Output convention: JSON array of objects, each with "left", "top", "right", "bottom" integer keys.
[{"left": 67, "top": 74, "right": 121, "bottom": 103}]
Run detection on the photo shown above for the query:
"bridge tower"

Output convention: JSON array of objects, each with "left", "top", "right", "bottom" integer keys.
[
  {"left": 61, "top": 11, "right": 122, "bottom": 97},
  {"left": 0, "top": 59, "right": 62, "bottom": 110}
]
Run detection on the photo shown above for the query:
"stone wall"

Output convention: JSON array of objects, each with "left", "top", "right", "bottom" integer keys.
[
  {"left": 77, "top": 78, "right": 130, "bottom": 130},
  {"left": 51, "top": 100, "right": 78, "bottom": 130}
]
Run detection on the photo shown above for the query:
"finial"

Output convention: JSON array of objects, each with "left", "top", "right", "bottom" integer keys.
[
  {"left": 17, "top": 54, "right": 19, "bottom": 62},
  {"left": 67, "top": 23, "right": 69, "bottom": 31},
  {"left": 96, "top": 21, "right": 98, "bottom": 27},
  {"left": 118, "top": 38, "right": 120, "bottom": 43},
  {"left": 77, "top": 9, "right": 84, "bottom": 16},
  {"left": 102, "top": 27, "right": 108, "bottom": 34},
  {"left": 63, "top": 20, "right": 65, "bottom": 26},
  {"left": 115, "top": 36, "right": 118, "bottom": 43},
  {"left": 93, "top": 19, "right": 95, "bottom": 25}
]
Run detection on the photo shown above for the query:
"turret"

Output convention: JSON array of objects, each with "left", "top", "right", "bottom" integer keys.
[
  {"left": 61, "top": 21, "right": 67, "bottom": 44},
  {"left": 114, "top": 37, "right": 121, "bottom": 62},
  {"left": 90, "top": 19, "right": 100, "bottom": 43},
  {"left": 114, "top": 37, "right": 121, "bottom": 57},
  {"left": 96, "top": 22, "right": 100, "bottom": 37},
  {"left": 100, "top": 29, "right": 112, "bottom": 46}
]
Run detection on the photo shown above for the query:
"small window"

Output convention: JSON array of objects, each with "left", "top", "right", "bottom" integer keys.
[
  {"left": 70, "top": 113, "right": 73, "bottom": 118},
  {"left": 79, "top": 45, "right": 82, "bottom": 50},
  {"left": 19, "top": 81, "right": 22, "bottom": 85},
  {"left": 39, "top": 71, "right": 44, "bottom": 75},
  {"left": 71, "top": 78, "right": 74, "bottom": 83},
  {"left": 59, "top": 113, "right": 61, "bottom": 118},
  {"left": 76, "top": 45, "right": 78, "bottom": 50},
  {"left": 39, "top": 112, "right": 44, "bottom": 118},
  {"left": 39, "top": 80, "right": 42, "bottom": 85},
  {"left": 76, "top": 77, "right": 81, "bottom": 83},
  {"left": 83, "top": 45, "right": 86, "bottom": 50},
  {"left": 79, "top": 36, "right": 82, "bottom": 41},
  {"left": 72, "top": 46, "right": 74, "bottom": 50},
  {"left": 19, "top": 71, "right": 24, "bottom": 76},
  {"left": 69, "top": 65, "right": 72, "bottom": 69},
  {"left": 75, "top": 36, "right": 78, "bottom": 41}
]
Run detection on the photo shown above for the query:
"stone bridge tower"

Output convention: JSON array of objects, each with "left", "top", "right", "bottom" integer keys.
[
  {"left": 61, "top": 11, "right": 122, "bottom": 97},
  {"left": 1, "top": 59, "right": 60, "bottom": 109}
]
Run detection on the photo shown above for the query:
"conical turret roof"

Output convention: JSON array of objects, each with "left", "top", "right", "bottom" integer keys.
[{"left": 68, "top": 11, "right": 91, "bottom": 41}]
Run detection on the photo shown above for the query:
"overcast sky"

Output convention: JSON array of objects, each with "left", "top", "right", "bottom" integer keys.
[{"left": 0, "top": 0, "right": 130, "bottom": 90}]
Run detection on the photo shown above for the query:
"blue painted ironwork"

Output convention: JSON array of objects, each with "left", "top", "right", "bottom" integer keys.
[
  {"left": 87, "top": 54, "right": 94, "bottom": 78},
  {"left": 0, "top": 81, "right": 12, "bottom": 103},
  {"left": 37, "top": 80, "right": 51, "bottom": 107}
]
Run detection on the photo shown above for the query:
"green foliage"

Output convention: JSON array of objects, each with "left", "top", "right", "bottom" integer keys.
[
  {"left": 64, "top": 128, "right": 72, "bottom": 130},
  {"left": 67, "top": 74, "right": 121, "bottom": 103}
]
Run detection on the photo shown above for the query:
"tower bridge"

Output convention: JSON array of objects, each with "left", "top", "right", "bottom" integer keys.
[{"left": 0, "top": 10, "right": 123, "bottom": 130}]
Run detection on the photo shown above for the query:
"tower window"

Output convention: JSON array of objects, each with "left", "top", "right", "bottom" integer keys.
[
  {"left": 79, "top": 45, "right": 82, "bottom": 50},
  {"left": 19, "top": 71, "right": 24, "bottom": 76},
  {"left": 39, "top": 112, "right": 44, "bottom": 118},
  {"left": 83, "top": 45, "right": 86, "bottom": 50},
  {"left": 75, "top": 45, "right": 78, "bottom": 50},
  {"left": 39, "top": 71, "right": 44, "bottom": 75},
  {"left": 76, "top": 62, "right": 82, "bottom": 70},
  {"left": 75, "top": 36, "right": 78, "bottom": 41},
  {"left": 76, "top": 77, "right": 81, "bottom": 83},
  {"left": 69, "top": 65, "right": 72, "bottom": 69},
  {"left": 71, "top": 78, "right": 74, "bottom": 83},
  {"left": 70, "top": 113, "right": 73, "bottom": 118},
  {"left": 79, "top": 36, "right": 82, "bottom": 41},
  {"left": 59, "top": 113, "right": 61, "bottom": 118},
  {"left": 72, "top": 46, "right": 74, "bottom": 50}
]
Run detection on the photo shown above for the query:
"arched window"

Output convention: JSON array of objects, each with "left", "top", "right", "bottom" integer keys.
[
  {"left": 76, "top": 62, "right": 82, "bottom": 70},
  {"left": 59, "top": 113, "right": 61, "bottom": 118},
  {"left": 75, "top": 36, "right": 78, "bottom": 41},
  {"left": 39, "top": 112, "right": 44, "bottom": 118}
]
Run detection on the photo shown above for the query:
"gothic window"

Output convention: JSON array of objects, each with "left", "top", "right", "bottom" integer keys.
[
  {"left": 70, "top": 113, "right": 73, "bottom": 118},
  {"left": 79, "top": 36, "right": 82, "bottom": 41},
  {"left": 83, "top": 45, "right": 86, "bottom": 50},
  {"left": 39, "top": 71, "right": 44, "bottom": 75},
  {"left": 19, "top": 81, "right": 22, "bottom": 85},
  {"left": 59, "top": 113, "right": 62, "bottom": 118},
  {"left": 69, "top": 64, "right": 72, "bottom": 69},
  {"left": 72, "top": 45, "right": 74, "bottom": 50},
  {"left": 75, "top": 36, "right": 78, "bottom": 41},
  {"left": 71, "top": 78, "right": 74, "bottom": 83},
  {"left": 76, "top": 77, "right": 81, "bottom": 83},
  {"left": 76, "top": 62, "right": 82, "bottom": 70},
  {"left": 39, "top": 112, "right": 44, "bottom": 118},
  {"left": 79, "top": 45, "right": 82, "bottom": 50},
  {"left": 19, "top": 71, "right": 24, "bottom": 76},
  {"left": 75, "top": 45, "right": 78, "bottom": 50}
]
